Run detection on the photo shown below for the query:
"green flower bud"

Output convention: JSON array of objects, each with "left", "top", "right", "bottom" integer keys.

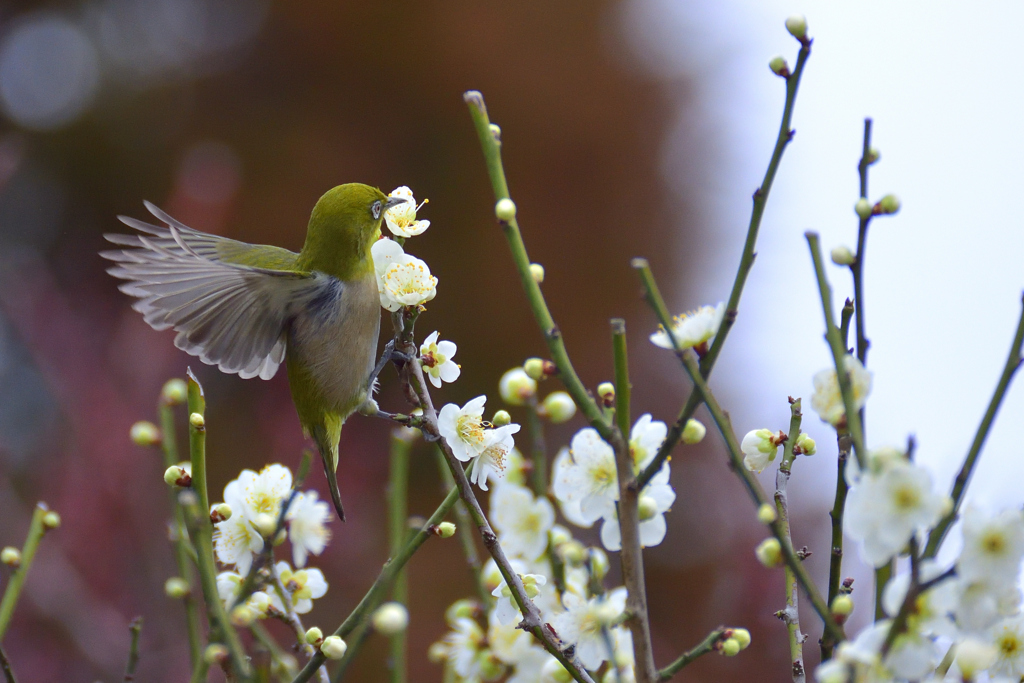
[
  {"left": 866, "top": 146, "right": 880, "bottom": 164},
  {"left": 130, "top": 421, "right": 161, "bottom": 447},
  {"left": 203, "top": 644, "right": 228, "bottom": 666},
  {"left": 253, "top": 513, "right": 277, "bottom": 539},
  {"left": 427, "top": 641, "right": 448, "bottom": 663},
  {"left": 162, "top": 378, "right": 187, "bottom": 405},
  {"left": 164, "top": 576, "right": 190, "bottom": 599},
  {"left": 542, "top": 392, "right": 577, "bottom": 424},
  {"left": 1, "top": 547, "right": 21, "bottom": 567},
  {"left": 831, "top": 595, "right": 854, "bottom": 620},
  {"left": 757, "top": 503, "right": 777, "bottom": 525},
  {"left": 42, "top": 511, "right": 61, "bottom": 530},
  {"left": 795, "top": 433, "right": 816, "bottom": 456},
  {"left": 523, "top": 357, "right": 546, "bottom": 381},
  {"left": 549, "top": 525, "right": 572, "bottom": 547},
  {"left": 560, "top": 540, "right": 586, "bottom": 566},
  {"left": 164, "top": 465, "right": 191, "bottom": 488},
  {"left": 491, "top": 410, "right": 512, "bottom": 427},
  {"left": 495, "top": 198, "right": 517, "bottom": 222},
  {"left": 499, "top": 368, "right": 536, "bottom": 406},
  {"left": 478, "top": 651, "right": 505, "bottom": 681},
  {"left": 876, "top": 194, "right": 901, "bottom": 215},
  {"left": 372, "top": 602, "right": 409, "bottom": 635},
  {"left": 855, "top": 198, "right": 873, "bottom": 219},
  {"left": 956, "top": 638, "right": 998, "bottom": 679},
  {"left": 445, "top": 599, "right": 478, "bottom": 624},
  {"left": 305, "top": 627, "right": 324, "bottom": 645},
  {"left": 769, "top": 55, "right": 789, "bottom": 77},
  {"left": 530, "top": 263, "right": 545, "bottom": 284},
  {"left": 230, "top": 605, "right": 256, "bottom": 627},
  {"left": 189, "top": 412, "right": 205, "bottom": 429},
  {"left": 320, "top": 635, "right": 348, "bottom": 660},
  {"left": 638, "top": 495, "right": 659, "bottom": 522},
  {"left": 589, "top": 548, "right": 610, "bottom": 581},
  {"left": 830, "top": 246, "right": 855, "bottom": 266},
  {"left": 681, "top": 419, "right": 706, "bottom": 445},
  {"left": 597, "top": 382, "right": 615, "bottom": 408},
  {"left": 489, "top": 123, "right": 502, "bottom": 142},
  {"left": 731, "top": 627, "right": 752, "bottom": 649},
  {"left": 210, "top": 503, "right": 232, "bottom": 524},
  {"left": 755, "top": 537, "right": 783, "bottom": 568},
  {"left": 785, "top": 14, "right": 807, "bottom": 40},
  {"left": 722, "top": 638, "right": 741, "bottom": 656},
  {"left": 437, "top": 521, "right": 456, "bottom": 538}
]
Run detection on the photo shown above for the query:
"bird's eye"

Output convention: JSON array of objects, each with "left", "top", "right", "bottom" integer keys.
[{"left": 371, "top": 200, "right": 382, "bottom": 220}]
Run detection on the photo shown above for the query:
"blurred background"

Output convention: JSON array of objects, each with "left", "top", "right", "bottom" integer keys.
[{"left": 0, "top": 1, "right": 1022, "bottom": 681}]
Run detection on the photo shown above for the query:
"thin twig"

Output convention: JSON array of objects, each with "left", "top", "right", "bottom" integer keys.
[
  {"left": 821, "top": 431, "right": 851, "bottom": 661},
  {"left": 657, "top": 628, "right": 728, "bottom": 680},
  {"left": 853, "top": 118, "right": 873, "bottom": 367},
  {"left": 0, "top": 644, "right": 17, "bottom": 683},
  {"left": 634, "top": 38, "right": 812, "bottom": 491},
  {"left": 632, "top": 262, "right": 845, "bottom": 645},
  {"left": 526, "top": 396, "right": 548, "bottom": 497},
  {"left": 923, "top": 294, "right": 1024, "bottom": 558},
  {"left": 123, "top": 617, "right": 143, "bottom": 681},
  {"left": 250, "top": 621, "right": 299, "bottom": 680},
  {"left": 434, "top": 448, "right": 489, "bottom": 604},
  {"left": 0, "top": 503, "right": 51, "bottom": 639},
  {"left": 775, "top": 400, "right": 805, "bottom": 683},
  {"left": 269, "top": 564, "right": 327, "bottom": 683},
  {"left": 387, "top": 432, "right": 411, "bottom": 683},
  {"left": 611, "top": 320, "right": 657, "bottom": 683}
]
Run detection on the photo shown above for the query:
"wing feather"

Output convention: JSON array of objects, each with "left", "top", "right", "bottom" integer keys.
[{"left": 103, "top": 204, "right": 333, "bottom": 380}]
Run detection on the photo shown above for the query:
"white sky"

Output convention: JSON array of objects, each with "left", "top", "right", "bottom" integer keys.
[{"left": 621, "top": 0, "right": 1024, "bottom": 558}]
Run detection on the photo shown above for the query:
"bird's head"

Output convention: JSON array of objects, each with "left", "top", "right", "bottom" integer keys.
[{"left": 300, "top": 183, "right": 407, "bottom": 280}]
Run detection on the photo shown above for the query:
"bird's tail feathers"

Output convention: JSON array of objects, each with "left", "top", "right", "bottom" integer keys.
[{"left": 311, "top": 417, "right": 345, "bottom": 522}]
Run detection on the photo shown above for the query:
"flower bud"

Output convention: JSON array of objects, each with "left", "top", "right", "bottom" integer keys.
[
  {"left": 523, "top": 358, "right": 546, "bottom": 381},
  {"left": 757, "top": 503, "right": 777, "bottom": 524},
  {"left": 876, "top": 194, "right": 901, "bottom": 215},
  {"left": 230, "top": 605, "right": 256, "bottom": 627},
  {"left": 589, "top": 548, "right": 610, "bottom": 580},
  {"left": 305, "top": 626, "right": 324, "bottom": 645},
  {"left": 769, "top": 55, "right": 790, "bottom": 77},
  {"left": 542, "top": 392, "right": 577, "bottom": 424},
  {"left": 1, "top": 547, "right": 21, "bottom": 567},
  {"left": 560, "top": 540, "right": 586, "bottom": 566},
  {"left": 730, "top": 628, "right": 751, "bottom": 649},
  {"left": 794, "top": 433, "right": 816, "bottom": 456},
  {"left": 320, "top": 635, "right": 348, "bottom": 660},
  {"left": 721, "top": 638, "right": 741, "bottom": 656},
  {"left": 541, "top": 657, "right": 574, "bottom": 683},
  {"left": 549, "top": 525, "right": 572, "bottom": 547},
  {"left": 597, "top": 382, "right": 615, "bottom": 408},
  {"left": 755, "top": 537, "right": 783, "bottom": 568},
  {"left": 499, "top": 368, "right": 536, "bottom": 406},
  {"left": 495, "top": 198, "right": 517, "bottom": 222},
  {"left": 164, "top": 465, "right": 191, "bottom": 488},
  {"left": 372, "top": 602, "right": 410, "bottom": 635},
  {"left": 956, "top": 637, "right": 998, "bottom": 679},
  {"left": 489, "top": 123, "right": 502, "bottom": 142},
  {"left": 253, "top": 513, "right": 277, "bottom": 539},
  {"left": 427, "top": 642, "right": 448, "bottom": 663},
  {"left": 210, "top": 503, "right": 232, "bottom": 524},
  {"left": 638, "top": 495, "right": 659, "bottom": 522},
  {"left": 164, "top": 576, "right": 190, "bottom": 599},
  {"left": 42, "top": 511, "right": 61, "bottom": 530},
  {"left": 830, "top": 595, "right": 853, "bottom": 623},
  {"left": 830, "top": 246, "right": 855, "bottom": 266},
  {"left": 866, "top": 146, "right": 880, "bottom": 164},
  {"left": 681, "top": 419, "right": 706, "bottom": 445},
  {"left": 436, "top": 521, "right": 456, "bottom": 538},
  {"left": 162, "top": 378, "right": 187, "bottom": 405},
  {"left": 130, "top": 421, "right": 161, "bottom": 447},
  {"left": 491, "top": 410, "right": 511, "bottom": 427},
  {"left": 445, "top": 599, "right": 479, "bottom": 624},
  {"left": 530, "top": 263, "right": 545, "bottom": 284},
  {"left": 203, "top": 643, "right": 228, "bottom": 666},
  {"left": 785, "top": 14, "right": 807, "bottom": 40},
  {"left": 855, "top": 198, "right": 873, "bottom": 219},
  {"left": 478, "top": 652, "right": 505, "bottom": 680},
  {"left": 189, "top": 412, "right": 205, "bottom": 429}
]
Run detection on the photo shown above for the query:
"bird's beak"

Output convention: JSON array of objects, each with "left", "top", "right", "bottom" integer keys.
[{"left": 383, "top": 196, "right": 407, "bottom": 210}]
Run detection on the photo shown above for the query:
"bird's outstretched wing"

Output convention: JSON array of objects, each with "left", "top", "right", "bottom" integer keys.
[{"left": 102, "top": 202, "right": 330, "bottom": 381}]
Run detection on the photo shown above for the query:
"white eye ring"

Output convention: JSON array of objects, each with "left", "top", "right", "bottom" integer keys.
[{"left": 371, "top": 200, "right": 382, "bottom": 220}]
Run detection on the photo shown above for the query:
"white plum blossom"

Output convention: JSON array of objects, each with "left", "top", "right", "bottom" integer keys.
[
  {"left": 810, "top": 355, "right": 872, "bottom": 426},
  {"left": 438, "top": 396, "right": 490, "bottom": 462},
  {"left": 955, "top": 576, "right": 1023, "bottom": 634},
  {"left": 844, "top": 451, "right": 946, "bottom": 567},
  {"left": 989, "top": 615, "right": 1024, "bottom": 678},
  {"left": 470, "top": 423, "right": 521, "bottom": 491},
  {"left": 216, "top": 571, "right": 273, "bottom": 615},
  {"left": 552, "top": 447, "right": 594, "bottom": 528},
  {"left": 384, "top": 186, "right": 430, "bottom": 237},
  {"left": 214, "top": 465, "right": 293, "bottom": 574},
  {"left": 628, "top": 414, "right": 666, "bottom": 472},
  {"left": 488, "top": 447, "right": 529, "bottom": 489},
  {"left": 958, "top": 505, "right": 1024, "bottom": 586},
  {"left": 370, "top": 238, "right": 437, "bottom": 311},
  {"left": 419, "top": 331, "right": 460, "bottom": 388},
  {"left": 490, "top": 573, "right": 546, "bottom": 625},
  {"left": 552, "top": 428, "right": 618, "bottom": 525},
  {"left": 491, "top": 484, "right": 555, "bottom": 561},
  {"left": 550, "top": 587, "right": 627, "bottom": 669},
  {"left": 488, "top": 610, "right": 551, "bottom": 683},
  {"left": 276, "top": 561, "right": 328, "bottom": 614},
  {"left": 286, "top": 490, "right": 331, "bottom": 568},
  {"left": 740, "top": 429, "right": 784, "bottom": 473},
  {"left": 881, "top": 561, "right": 957, "bottom": 637},
  {"left": 441, "top": 617, "right": 486, "bottom": 680},
  {"left": 600, "top": 464, "right": 675, "bottom": 552},
  {"left": 648, "top": 302, "right": 725, "bottom": 351}
]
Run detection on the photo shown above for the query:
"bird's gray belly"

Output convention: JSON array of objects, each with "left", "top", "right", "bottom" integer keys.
[{"left": 289, "top": 277, "right": 380, "bottom": 414}]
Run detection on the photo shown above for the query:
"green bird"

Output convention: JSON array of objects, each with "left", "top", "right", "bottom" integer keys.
[{"left": 102, "top": 183, "right": 407, "bottom": 521}]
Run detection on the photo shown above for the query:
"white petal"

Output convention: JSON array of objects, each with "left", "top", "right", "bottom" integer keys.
[
  {"left": 601, "top": 517, "right": 622, "bottom": 552},
  {"left": 639, "top": 514, "right": 667, "bottom": 547}
]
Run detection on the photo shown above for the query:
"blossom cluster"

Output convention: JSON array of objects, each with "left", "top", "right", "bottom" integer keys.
[{"left": 371, "top": 186, "right": 438, "bottom": 311}]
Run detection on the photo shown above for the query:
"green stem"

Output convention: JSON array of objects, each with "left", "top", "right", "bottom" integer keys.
[
  {"left": 463, "top": 91, "right": 612, "bottom": 444},
  {"left": 0, "top": 504, "right": 50, "bottom": 640},
  {"left": 123, "top": 617, "right": 143, "bottom": 682},
  {"left": 634, "top": 39, "right": 812, "bottom": 490},
  {"left": 434, "top": 449, "right": 489, "bottom": 604},
  {"left": 657, "top": 628, "right": 727, "bottom": 680},
  {"left": 804, "top": 234, "right": 867, "bottom": 468},
  {"left": 251, "top": 621, "right": 299, "bottom": 681},
  {"left": 839, "top": 299, "right": 855, "bottom": 350},
  {"left": 632, "top": 263, "right": 844, "bottom": 645},
  {"left": 611, "top": 320, "right": 656, "bottom": 683},
  {"left": 159, "top": 398, "right": 203, "bottom": 668},
  {"left": 526, "top": 397, "right": 547, "bottom": 497},
  {"left": 328, "top": 618, "right": 372, "bottom": 683},
  {"left": 853, "top": 118, "right": 873, "bottom": 367},
  {"left": 291, "top": 486, "right": 461, "bottom": 683},
  {"left": 185, "top": 369, "right": 250, "bottom": 680},
  {"left": 822, "top": 431, "right": 851, "bottom": 661},
  {"left": 775, "top": 400, "right": 805, "bottom": 683},
  {"left": 388, "top": 433, "right": 411, "bottom": 683},
  {"left": 923, "top": 295, "right": 1024, "bottom": 557},
  {"left": 873, "top": 564, "right": 891, "bottom": 622}
]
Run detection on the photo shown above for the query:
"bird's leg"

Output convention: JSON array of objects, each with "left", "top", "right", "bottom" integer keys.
[{"left": 366, "top": 339, "right": 396, "bottom": 391}]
